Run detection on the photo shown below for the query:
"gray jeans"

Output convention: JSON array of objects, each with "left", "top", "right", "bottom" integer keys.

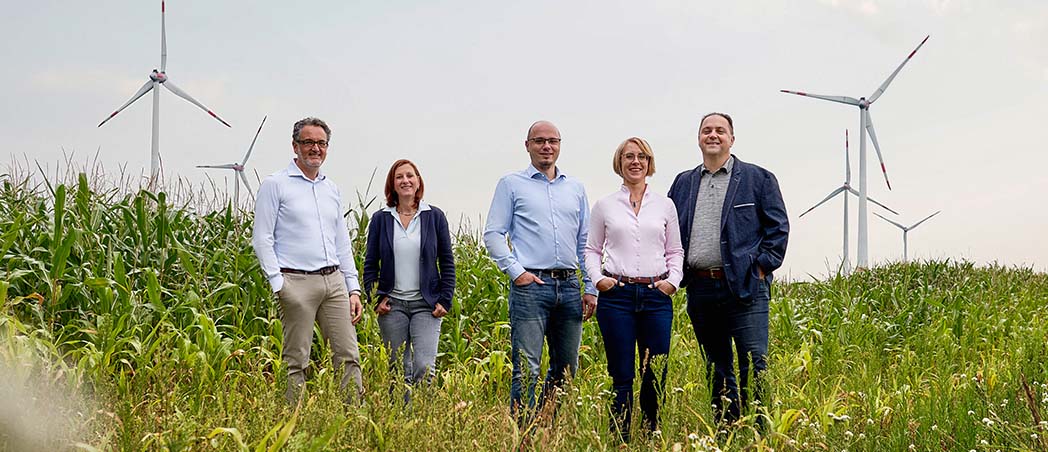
[
  {"left": 277, "top": 271, "right": 362, "bottom": 404},
  {"left": 377, "top": 297, "right": 443, "bottom": 385}
]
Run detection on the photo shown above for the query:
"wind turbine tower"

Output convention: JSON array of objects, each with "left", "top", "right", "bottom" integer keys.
[
  {"left": 874, "top": 211, "right": 941, "bottom": 262},
  {"left": 198, "top": 116, "right": 267, "bottom": 210},
  {"left": 782, "top": 35, "right": 930, "bottom": 269},
  {"left": 98, "top": 1, "right": 231, "bottom": 184},
  {"left": 797, "top": 130, "right": 898, "bottom": 274}
]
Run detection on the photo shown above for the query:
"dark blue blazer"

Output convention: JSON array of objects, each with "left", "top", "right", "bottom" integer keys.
[
  {"left": 667, "top": 156, "right": 789, "bottom": 301},
  {"left": 362, "top": 206, "right": 456, "bottom": 310}
]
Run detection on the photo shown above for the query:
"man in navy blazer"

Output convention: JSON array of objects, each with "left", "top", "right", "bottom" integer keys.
[{"left": 667, "top": 112, "right": 789, "bottom": 426}]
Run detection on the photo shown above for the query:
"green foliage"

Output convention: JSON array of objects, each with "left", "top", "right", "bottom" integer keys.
[{"left": 1, "top": 173, "right": 1047, "bottom": 451}]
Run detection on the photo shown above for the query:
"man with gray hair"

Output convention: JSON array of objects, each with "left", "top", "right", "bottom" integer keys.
[{"left": 252, "top": 117, "right": 364, "bottom": 404}]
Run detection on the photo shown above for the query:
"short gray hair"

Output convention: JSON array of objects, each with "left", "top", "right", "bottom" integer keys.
[{"left": 292, "top": 117, "right": 331, "bottom": 141}]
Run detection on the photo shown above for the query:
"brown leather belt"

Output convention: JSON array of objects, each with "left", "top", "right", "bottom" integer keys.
[
  {"left": 526, "top": 268, "right": 575, "bottom": 279},
  {"left": 281, "top": 265, "right": 339, "bottom": 275},
  {"left": 691, "top": 267, "right": 725, "bottom": 279},
  {"left": 602, "top": 271, "right": 668, "bottom": 285}
]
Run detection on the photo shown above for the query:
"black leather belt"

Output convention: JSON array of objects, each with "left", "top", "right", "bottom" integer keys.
[
  {"left": 281, "top": 265, "right": 339, "bottom": 275},
  {"left": 526, "top": 268, "right": 575, "bottom": 279},
  {"left": 691, "top": 267, "right": 725, "bottom": 279},
  {"left": 602, "top": 271, "right": 669, "bottom": 285}
]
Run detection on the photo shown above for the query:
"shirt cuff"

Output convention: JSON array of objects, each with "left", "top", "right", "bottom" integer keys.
[
  {"left": 268, "top": 274, "right": 284, "bottom": 293},
  {"left": 344, "top": 277, "right": 361, "bottom": 294},
  {"left": 508, "top": 264, "right": 526, "bottom": 282}
]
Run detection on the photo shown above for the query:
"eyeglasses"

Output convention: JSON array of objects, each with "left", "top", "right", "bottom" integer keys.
[
  {"left": 623, "top": 153, "right": 649, "bottom": 162},
  {"left": 295, "top": 139, "right": 329, "bottom": 149},
  {"left": 528, "top": 137, "right": 562, "bottom": 146}
]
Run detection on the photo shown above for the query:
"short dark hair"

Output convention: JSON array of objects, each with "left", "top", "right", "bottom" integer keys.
[
  {"left": 292, "top": 117, "right": 331, "bottom": 141},
  {"left": 384, "top": 159, "right": 425, "bottom": 208},
  {"left": 700, "top": 112, "right": 734, "bottom": 134}
]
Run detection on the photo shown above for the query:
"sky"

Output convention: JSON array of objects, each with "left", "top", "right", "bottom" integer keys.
[{"left": 2, "top": 0, "right": 1046, "bottom": 280}]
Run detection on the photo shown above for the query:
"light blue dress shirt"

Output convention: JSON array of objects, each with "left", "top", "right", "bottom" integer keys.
[
  {"left": 385, "top": 202, "right": 431, "bottom": 301},
  {"left": 483, "top": 165, "right": 596, "bottom": 295},
  {"left": 252, "top": 160, "right": 362, "bottom": 294}
]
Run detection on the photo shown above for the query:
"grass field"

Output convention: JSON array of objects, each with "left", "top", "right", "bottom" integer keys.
[{"left": 1, "top": 171, "right": 1046, "bottom": 451}]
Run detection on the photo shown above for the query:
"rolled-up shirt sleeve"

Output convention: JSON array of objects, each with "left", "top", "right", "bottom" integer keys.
[
  {"left": 483, "top": 178, "right": 525, "bottom": 281},
  {"left": 252, "top": 178, "right": 284, "bottom": 293},
  {"left": 663, "top": 202, "right": 685, "bottom": 289},
  {"left": 584, "top": 198, "right": 607, "bottom": 288},
  {"left": 334, "top": 188, "right": 362, "bottom": 294}
]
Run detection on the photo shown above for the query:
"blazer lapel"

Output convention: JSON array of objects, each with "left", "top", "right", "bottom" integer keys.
[
  {"left": 686, "top": 168, "right": 701, "bottom": 233},
  {"left": 385, "top": 212, "right": 395, "bottom": 249},
  {"left": 721, "top": 158, "right": 743, "bottom": 231},
  {"left": 419, "top": 210, "right": 430, "bottom": 254}
]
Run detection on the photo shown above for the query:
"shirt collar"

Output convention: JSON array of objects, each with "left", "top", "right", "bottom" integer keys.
[
  {"left": 384, "top": 201, "right": 431, "bottom": 215},
  {"left": 525, "top": 164, "right": 563, "bottom": 181},
  {"left": 287, "top": 159, "right": 325, "bottom": 181},
  {"left": 700, "top": 155, "right": 734, "bottom": 176},
  {"left": 618, "top": 184, "right": 650, "bottom": 199}
]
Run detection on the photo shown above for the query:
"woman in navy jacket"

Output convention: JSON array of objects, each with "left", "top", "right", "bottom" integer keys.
[{"left": 363, "top": 159, "right": 455, "bottom": 391}]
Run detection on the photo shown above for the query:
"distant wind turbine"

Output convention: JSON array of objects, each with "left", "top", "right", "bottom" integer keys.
[
  {"left": 798, "top": 130, "right": 898, "bottom": 274},
  {"left": 873, "top": 211, "right": 940, "bottom": 262},
  {"left": 97, "top": 1, "right": 231, "bottom": 184},
  {"left": 197, "top": 116, "right": 266, "bottom": 208},
  {"left": 781, "top": 35, "right": 930, "bottom": 269}
]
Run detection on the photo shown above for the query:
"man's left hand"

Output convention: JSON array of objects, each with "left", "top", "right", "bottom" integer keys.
[
  {"left": 757, "top": 266, "right": 766, "bottom": 279},
  {"left": 350, "top": 293, "right": 363, "bottom": 324},
  {"left": 582, "top": 293, "right": 598, "bottom": 321}
]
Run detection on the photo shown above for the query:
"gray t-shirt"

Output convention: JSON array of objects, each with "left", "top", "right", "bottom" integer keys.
[{"left": 687, "top": 156, "right": 734, "bottom": 269}]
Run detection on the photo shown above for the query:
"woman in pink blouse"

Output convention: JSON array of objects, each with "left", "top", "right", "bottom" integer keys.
[{"left": 585, "top": 136, "right": 684, "bottom": 442}]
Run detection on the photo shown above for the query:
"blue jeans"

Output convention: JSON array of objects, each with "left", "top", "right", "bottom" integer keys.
[
  {"left": 685, "top": 276, "right": 770, "bottom": 424},
  {"left": 508, "top": 272, "right": 583, "bottom": 417},
  {"left": 596, "top": 282, "right": 673, "bottom": 439},
  {"left": 376, "top": 297, "right": 443, "bottom": 386}
]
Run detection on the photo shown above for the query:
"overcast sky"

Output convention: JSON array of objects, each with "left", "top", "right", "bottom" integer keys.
[{"left": 2, "top": 0, "right": 1046, "bottom": 280}]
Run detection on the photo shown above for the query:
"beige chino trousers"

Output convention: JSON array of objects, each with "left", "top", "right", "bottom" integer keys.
[{"left": 278, "top": 271, "right": 362, "bottom": 403}]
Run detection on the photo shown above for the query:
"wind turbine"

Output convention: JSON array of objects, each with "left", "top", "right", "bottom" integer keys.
[
  {"left": 873, "top": 211, "right": 940, "bottom": 262},
  {"left": 798, "top": 130, "right": 898, "bottom": 274},
  {"left": 781, "top": 35, "right": 930, "bottom": 269},
  {"left": 197, "top": 116, "right": 266, "bottom": 208},
  {"left": 97, "top": 1, "right": 231, "bottom": 184}
]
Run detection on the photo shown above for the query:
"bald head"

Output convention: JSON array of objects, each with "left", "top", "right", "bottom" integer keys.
[{"left": 526, "top": 120, "right": 560, "bottom": 140}]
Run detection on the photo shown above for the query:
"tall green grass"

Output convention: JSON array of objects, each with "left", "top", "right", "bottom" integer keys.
[{"left": 1, "top": 169, "right": 1046, "bottom": 451}]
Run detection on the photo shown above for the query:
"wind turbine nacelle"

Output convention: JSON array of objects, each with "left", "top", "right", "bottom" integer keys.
[
  {"left": 233, "top": 164, "right": 245, "bottom": 171},
  {"left": 149, "top": 70, "right": 168, "bottom": 82},
  {"left": 858, "top": 98, "right": 870, "bottom": 108}
]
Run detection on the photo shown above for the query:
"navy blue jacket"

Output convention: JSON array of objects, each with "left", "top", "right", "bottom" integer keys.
[
  {"left": 667, "top": 156, "right": 789, "bottom": 301},
  {"left": 362, "top": 206, "right": 456, "bottom": 310}
]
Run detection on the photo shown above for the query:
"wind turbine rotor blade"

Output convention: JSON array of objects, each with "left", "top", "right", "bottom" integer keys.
[
  {"left": 799, "top": 186, "right": 847, "bottom": 217},
  {"left": 865, "top": 113, "right": 892, "bottom": 190},
  {"left": 845, "top": 129, "right": 851, "bottom": 184},
  {"left": 847, "top": 188, "right": 900, "bottom": 215},
  {"left": 868, "top": 35, "right": 930, "bottom": 104},
  {"left": 238, "top": 170, "right": 254, "bottom": 200},
  {"left": 779, "top": 90, "right": 861, "bottom": 106},
  {"left": 873, "top": 211, "right": 908, "bottom": 230},
  {"left": 161, "top": 80, "right": 232, "bottom": 127},
  {"left": 98, "top": 80, "right": 154, "bottom": 127},
  {"left": 910, "top": 210, "right": 941, "bottom": 229},
  {"left": 242, "top": 115, "right": 267, "bottom": 164},
  {"left": 196, "top": 163, "right": 237, "bottom": 169},
  {"left": 160, "top": 1, "right": 167, "bottom": 72}
]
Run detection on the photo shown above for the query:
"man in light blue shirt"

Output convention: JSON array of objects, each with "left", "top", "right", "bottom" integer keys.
[
  {"left": 252, "top": 117, "right": 364, "bottom": 404},
  {"left": 483, "top": 120, "right": 598, "bottom": 420}
]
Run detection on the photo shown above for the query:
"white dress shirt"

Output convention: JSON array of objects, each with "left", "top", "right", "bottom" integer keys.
[{"left": 252, "top": 160, "right": 361, "bottom": 294}]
